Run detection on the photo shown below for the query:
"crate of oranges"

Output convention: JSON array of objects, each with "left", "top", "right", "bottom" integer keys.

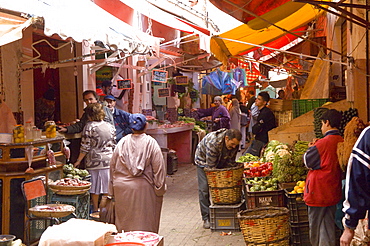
[{"left": 284, "top": 180, "right": 308, "bottom": 223}]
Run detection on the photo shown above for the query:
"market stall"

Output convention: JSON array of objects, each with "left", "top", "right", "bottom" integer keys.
[
  {"left": 146, "top": 123, "right": 194, "bottom": 164},
  {"left": 0, "top": 136, "right": 65, "bottom": 241}
]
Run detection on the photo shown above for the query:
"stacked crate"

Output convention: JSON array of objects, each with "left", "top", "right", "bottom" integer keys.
[
  {"left": 293, "top": 99, "right": 329, "bottom": 118},
  {"left": 209, "top": 201, "right": 245, "bottom": 232},
  {"left": 205, "top": 165, "right": 244, "bottom": 231},
  {"left": 285, "top": 189, "right": 311, "bottom": 246}
]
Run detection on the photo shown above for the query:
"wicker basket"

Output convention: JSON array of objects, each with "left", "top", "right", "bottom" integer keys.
[
  {"left": 49, "top": 182, "right": 91, "bottom": 190},
  {"left": 237, "top": 207, "right": 290, "bottom": 246},
  {"left": 49, "top": 187, "right": 90, "bottom": 195},
  {"left": 204, "top": 164, "right": 244, "bottom": 188},
  {"left": 205, "top": 164, "right": 243, "bottom": 205},
  {"left": 210, "top": 185, "right": 243, "bottom": 205},
  {"left": 29, "top": 204, "right": 75, "bottom": 218}
]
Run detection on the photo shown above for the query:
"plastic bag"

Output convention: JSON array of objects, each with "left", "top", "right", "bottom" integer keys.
[{"left": 99, "top": 195, "right": 115, "bottom": 224}]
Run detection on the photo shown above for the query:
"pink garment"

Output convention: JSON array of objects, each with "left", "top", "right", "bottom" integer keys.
[{"left": 109, "top": 133, "right": 166, "bottom": 233}]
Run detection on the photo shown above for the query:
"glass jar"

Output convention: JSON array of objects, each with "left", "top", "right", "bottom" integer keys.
[
  {"left": 45, "top": 121, "right": 56, "bottom": 138},
  {"left": 13, "top": 125, "right": 25, "bottom": 143},
  {"left": 25, "top": 121, "right": 33, "bottom": 142}
]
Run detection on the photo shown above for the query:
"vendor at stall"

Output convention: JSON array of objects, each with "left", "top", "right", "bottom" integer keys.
[
  {"left": 191, "top": 96, "right": 230, "bottom": 131},
  {"left": 194, "top": 128, "right": 241, "bottom": 229},
  {"left": 58, "top": 90, "right": 114, "bottom": 134}
]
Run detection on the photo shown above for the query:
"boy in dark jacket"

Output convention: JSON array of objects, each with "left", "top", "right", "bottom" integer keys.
[{"left": 303, "top": 109, "right": 344, "bottom": 246}]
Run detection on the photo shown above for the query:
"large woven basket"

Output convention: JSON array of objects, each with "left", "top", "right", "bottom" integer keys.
[
  {"left": 210, "top": 185, "right": 243, "bottom": 205},
  {"left": 204, "top": 164, "right": 244, "bottom": 188},
  {"left": 29, "top": 204, "right": 75, "bottom": 218},
  {"left": 237, "top": 207, "right": 290, "bottom": 246},
  {"left": 205, "top": 164, "right": 244, "bottom": 205}
]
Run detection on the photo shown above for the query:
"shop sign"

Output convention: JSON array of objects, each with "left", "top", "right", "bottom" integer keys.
[
  {"left": 158, "top": 88, "right": 170, "bottom": 97},
  {"left": 175, "top": 76, "right": 188, "bottom": 85},
  {"left": 117, "top": 79, "right": 132, "bottom": 90},
  {"left": 152, "top": 69, "right": 168, "bottom": 83}
]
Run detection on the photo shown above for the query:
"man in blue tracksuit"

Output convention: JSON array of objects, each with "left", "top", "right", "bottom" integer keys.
[
  {"left": 340, "top": 125, "right": 370, "bottom": 245},
  {"left": 104, "top": 95, "right": 132, "bottom": 142}
]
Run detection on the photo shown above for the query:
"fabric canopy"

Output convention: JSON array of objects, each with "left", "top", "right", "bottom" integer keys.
[
  {"left": 210, "top": 1, "right": 322, "bottom": 64},
  {"left": 0, "top": 12, "right": 36, "bottom": 47},
  {"left": 0, "top": 0, "right": 161, "bottom": 54}
]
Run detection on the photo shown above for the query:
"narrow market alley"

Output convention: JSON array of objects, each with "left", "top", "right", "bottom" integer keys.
[{"left": 159, "top": 162, "right": 245, "bottom": 246}]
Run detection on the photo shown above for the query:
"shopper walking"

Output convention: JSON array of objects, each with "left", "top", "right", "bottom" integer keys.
[
  {"left": 303, "top": 109, "right": 344, "bottom": 246},
  {"left": 109, "top": 114, "right": 166, "bottom": 233}
]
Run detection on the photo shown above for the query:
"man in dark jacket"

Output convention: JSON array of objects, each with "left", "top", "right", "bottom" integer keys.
[
  {"left": 59, "top": 90, "right": 114, "bottom": 134},
  {"left": 104, "top": 95, "right": 132, "bottom": 142},
  {"left": 303, "top": 109, "right": 344, "bottom": 246},
  {"left": 245, "top": 91, "right": 276, "bottom": 156}
]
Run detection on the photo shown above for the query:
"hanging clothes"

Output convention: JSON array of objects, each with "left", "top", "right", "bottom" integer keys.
[{"left": 201, "top": 69, "right": 237, "bottom": 95}]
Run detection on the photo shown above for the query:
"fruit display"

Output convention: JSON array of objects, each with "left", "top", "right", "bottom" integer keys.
[
  {"left": 13, "top": 125, "right": 25, "bottom": 143},
  {"left": 237, "top": 153, "right": 259, "bottom": 163},
  {"left": 244, "top": 161, "right": 273, "bottom": 177},
  {"left": 289, "top": 180, "right": 306, "bottom": 194},
  {"left": 245, "top": 177, "right": 279, "bottom": 192},
  {"left": 63, "top": 163, "right": 89, "bottom": 180}
]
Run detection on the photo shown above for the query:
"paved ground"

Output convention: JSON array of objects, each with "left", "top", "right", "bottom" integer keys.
[{"left": 158, "top": 154, "right": 247, "bottom": 246}]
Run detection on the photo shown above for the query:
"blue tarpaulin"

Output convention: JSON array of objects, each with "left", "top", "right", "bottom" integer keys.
[{"left": 202, "top": 69, "right": 238, "bottom": 95}]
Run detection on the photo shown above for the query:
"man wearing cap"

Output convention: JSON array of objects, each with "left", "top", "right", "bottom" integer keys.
[
  {"left": 109, "top": 114, "right": 166, "bottom": 233},
  {"left": 104, "top": 95, "right": 132, "bottom": 142},
  {"left": 58, "top": 90, "right": 114, "bottom": 134}
]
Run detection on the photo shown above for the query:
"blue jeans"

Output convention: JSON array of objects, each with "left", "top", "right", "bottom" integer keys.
[{"left": 197, "top": 166, "right": 210, "bottom": 221}]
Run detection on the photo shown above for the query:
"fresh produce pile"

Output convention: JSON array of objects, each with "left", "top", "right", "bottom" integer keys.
[
  {"left": 339, "top": 108, "right": 359, "bottom": 135},
  {"left": 314, "top": 107, "right": 359, "bottom": 138},
  {"left": 178, "top": 116, "right": 207, "bottom": 132},
  {"left": 288, "top": 180, "right": 306, "bottom": 194},
  {"left": 237, "top": 153, "right": 259, "bottom": 163},
  {"left": 245, "top": 177, "right": 279, "bottom": 192},
  {"left": 262, "top": 140, "right": 291, "bottom": 163},
  {"left": 63, "top": 163, "right": 89, "bottom": 180},
  {"left": 272, "top": 141, "right": 309, "bottom": 183},
  {"left": 244, "top": 161, "right": 273, "bottom": 177},
  {"left": 53, "top": 178, "right": 90, "bottom": 186}
]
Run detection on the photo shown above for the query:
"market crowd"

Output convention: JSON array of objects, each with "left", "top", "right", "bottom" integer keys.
[
  {"left": 57, "top": 88, "right": 369, "bottom": 246},
  {"left": 59, "top": 89, "right": 166, "bottom": 233}
]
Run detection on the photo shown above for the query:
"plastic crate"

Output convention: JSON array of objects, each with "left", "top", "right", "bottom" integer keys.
[
  {"left": 210, "top": 201, "right": 245, "bottom": 231},
  {"left": 293, "top": 99, "right": 329, "bottom": 118},
  {"left": 285, "top": 189, "right": 308, "bottom": 223},
  {"left": 290, "top": 222, "right": 311, "bottom": 246},
  {"left": 245, "top": 186, "right": 285, "bottom": 209}
]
